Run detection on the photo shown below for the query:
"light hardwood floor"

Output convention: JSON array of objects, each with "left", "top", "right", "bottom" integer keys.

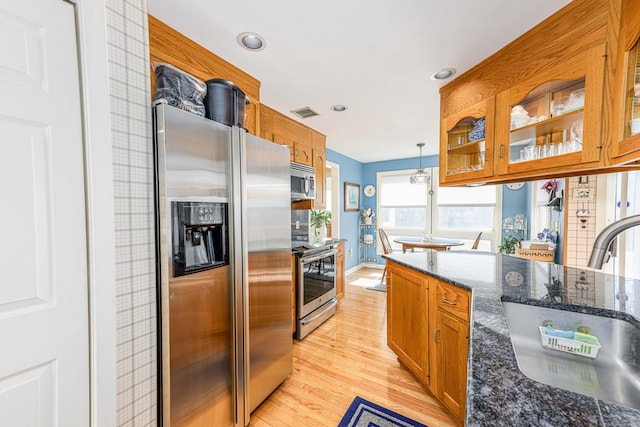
[{"left": 249, "top": 268, "right": 457, "bottom": 427}]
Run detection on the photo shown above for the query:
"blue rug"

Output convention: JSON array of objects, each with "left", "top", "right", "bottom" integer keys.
[{"left": 338, "top": 396, "right": 428, "bottom": 427}]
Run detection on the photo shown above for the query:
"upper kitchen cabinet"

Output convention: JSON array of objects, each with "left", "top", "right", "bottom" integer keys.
[
  {"left": 261, "top": 105, "right": 327, "bottom": 210},
  {"left": 312, "top": 132, "right": 326, "bottom": 210},
  {"left": 611, "top": 0, "right": 640, "bottom": 164},
  {"left": 437, "top": 0, "right": 626, "bottom": 186},
  {"left": 277, "top": 115, "right": 312, "bottom": 166},
  {"left": 260, "top": 104, "right": 314, "bottom": 165},
  {"left": 440, "top": 97, "right": 495, "bottom": 185},
  {"left": 148, "top": 16, "right": 261, "bottom": 136},
  {"left": 494, "top": 44, "right": 606, "bottom": 177}
]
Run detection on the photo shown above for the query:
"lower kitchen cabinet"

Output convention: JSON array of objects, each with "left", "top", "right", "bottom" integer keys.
[
  {"left": 335, "top": 242, "right": 345, "bottom": 299},
  {"left": 434, "top": 308, "right": 469, "bottom": 425},
  {"left": 387, "top": 260, "right": 470, "bottom": 425},
  {"left": 387, "top": 262, "right": 429, "bottom": 384}
]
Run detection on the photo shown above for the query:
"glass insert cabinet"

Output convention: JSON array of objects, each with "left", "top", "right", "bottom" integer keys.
[
  {"left": 494, "top": 43, "right": 606, "bottom": 177},
  {"left": 613, "top": 0, "right": 640, "bottom": 161},
  {"left": 504, "top": 78, "right": 585, "bottom": 165},
  {"left": 439, "top": 43, "right": 607, "bottom": 185},
  {"left": 440, "top": 97, "right": 495, "bottom": 184}
]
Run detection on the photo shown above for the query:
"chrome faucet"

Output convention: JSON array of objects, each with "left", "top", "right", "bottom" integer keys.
[{"left": 587, "top": 214, "right": 640, "bottom": 269}]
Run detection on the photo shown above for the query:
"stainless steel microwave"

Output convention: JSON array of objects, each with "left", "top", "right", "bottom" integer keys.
[{"left": 290, "top": 162, "right": 315, "bottom": 200}]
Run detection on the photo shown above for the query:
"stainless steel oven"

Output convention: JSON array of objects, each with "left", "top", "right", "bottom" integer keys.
[{"left": 296, "top": 246, "right": 338, "bottom": 339}]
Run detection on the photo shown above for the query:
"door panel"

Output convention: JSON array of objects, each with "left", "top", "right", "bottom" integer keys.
[{"left": 0, "top": 1, "right": 89, "bottom": 425}]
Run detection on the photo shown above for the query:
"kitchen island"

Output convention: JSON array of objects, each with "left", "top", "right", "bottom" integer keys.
[{"left": 383, "top": 251, "right": 640, "bottom": 426}]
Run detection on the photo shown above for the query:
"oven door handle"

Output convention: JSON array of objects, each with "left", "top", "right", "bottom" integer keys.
[
  {"left": 300, "top": 249, "right": 338, "bottom": 264},
  {"left": 299, "top": 299, "right": 338, "bottom": 325}
]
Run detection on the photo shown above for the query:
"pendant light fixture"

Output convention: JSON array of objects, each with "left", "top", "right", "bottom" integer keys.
[{"left": 410, "top": 143, "right": 430, "bottom": 185}]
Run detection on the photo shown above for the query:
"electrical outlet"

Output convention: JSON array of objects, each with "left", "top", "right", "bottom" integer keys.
[
  {"left": 348, "top": 248, "right": 353, "bottom": 257},
  {"left": 295, "top": 221, "right": 299, "bottom": 230}
]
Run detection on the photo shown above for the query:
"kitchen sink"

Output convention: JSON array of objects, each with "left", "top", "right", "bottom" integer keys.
[{"left": 502, "top": 301, "right": 640, "bottom": 410}]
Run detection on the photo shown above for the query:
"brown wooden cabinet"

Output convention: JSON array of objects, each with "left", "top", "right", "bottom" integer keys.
[
  {"left": 261, "top": 105, "right": 327, "bottom": 210},
  {"left": 335, "top": 242, "right": 345, "bottom": 299},
  {"left": 386, "top": 261, "right": 470, "bottom": 425},
  {"left": 493, "top": 44, "right": 606, "bottom": 178},
  {"left": 273, "top": 111, "right": 313, "bottom": 166},
  {"left": 312, "top": 132, "right": 326, "bottom": 209},
  {"left": 259, "top": 104, "right": 275, "bottom": 142},
  {"left": 386, "top": 262, "right": 430, "bottom": 384},
  {"left": 438, "top": 0, "right": 640, "bottom": 186},
  {"left": 433, "top": 280, "right": 470, "bottom": 425},
  {"left": 440, "top": 97, "right": 495, "bottom": 185},
  {"left": 260, "top": 104, "right": 325, "bottom": 172},
  {"left": 612, "top": 0, "right": 640, "bottom": 164}
]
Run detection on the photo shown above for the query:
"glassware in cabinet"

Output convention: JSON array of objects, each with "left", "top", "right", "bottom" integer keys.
[
  {"left": 439, "top": 97, "right": 495, "bottom": 184},
  {"left": 495, "top": 43, "right": 605, "bottom": 177},
  {"left": 506, "top": 78, "right": 585, "bottom": 165}
]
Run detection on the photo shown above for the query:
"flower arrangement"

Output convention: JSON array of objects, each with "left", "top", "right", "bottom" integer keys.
[
  {"left": 541, "top": 179, "right": 557, "bottom": 193},
  {"left": 536, "top": 228, "right": 558, "bottom": 246}
]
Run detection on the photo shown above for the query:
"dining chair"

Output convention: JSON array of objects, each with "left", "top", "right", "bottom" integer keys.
[
  {"left": 471, "top": 231, "right": 483, "bottom": 250},
  {"left": 379, "top": 228, "right": 394, "bottom": 284}
]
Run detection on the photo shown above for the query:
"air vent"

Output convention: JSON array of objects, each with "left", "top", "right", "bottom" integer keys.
[{"left": 291, "top": 107, "right": 319, "bottom": 119}]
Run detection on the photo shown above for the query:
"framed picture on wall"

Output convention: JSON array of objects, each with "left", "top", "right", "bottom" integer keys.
[{"left": 344, "top": 182, "right": 360, "bottom": 212}]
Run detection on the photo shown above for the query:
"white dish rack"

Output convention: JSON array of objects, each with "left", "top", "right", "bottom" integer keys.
[{"left": 538, "top": 326, "right": 601, "bottom": 359}]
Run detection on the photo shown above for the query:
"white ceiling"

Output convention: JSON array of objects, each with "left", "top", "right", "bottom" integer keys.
[{"left": 148, "top": 0, "right": 571, "bottom": 163}]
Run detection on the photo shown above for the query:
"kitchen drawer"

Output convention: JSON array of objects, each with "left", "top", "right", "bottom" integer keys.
[{"left": 435, "top": 280, "right": 470, "bottom": 321}]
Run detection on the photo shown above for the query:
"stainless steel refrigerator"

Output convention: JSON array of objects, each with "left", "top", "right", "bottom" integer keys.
[{"left": 153, "top": 102, "right": 292, "bottom": 427}]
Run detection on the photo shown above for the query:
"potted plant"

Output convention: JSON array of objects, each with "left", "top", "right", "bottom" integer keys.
[
  {"left": 310, "top": 210, "right": 332, "bottom": 243},
  {"left": 498, "top": 235, "right": 519, "bottom": 255}
]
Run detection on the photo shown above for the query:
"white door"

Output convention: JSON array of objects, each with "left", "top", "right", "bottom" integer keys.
[{"left": 0, "top": 0, "right": 89, "bottom": 425}]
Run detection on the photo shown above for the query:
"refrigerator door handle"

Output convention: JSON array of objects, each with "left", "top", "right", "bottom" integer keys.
[{"left": 229, "top": 126, "right": 249, "bottom": 427}]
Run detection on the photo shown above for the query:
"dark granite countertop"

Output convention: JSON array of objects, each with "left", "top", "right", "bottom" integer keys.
[{"left": 383, "top": 250, "right": 640, "bottom": 426}]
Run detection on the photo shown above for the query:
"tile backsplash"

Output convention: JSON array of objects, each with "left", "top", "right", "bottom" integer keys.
[{"left": 565, "top": 176, "right": 598, "bottom": 268}]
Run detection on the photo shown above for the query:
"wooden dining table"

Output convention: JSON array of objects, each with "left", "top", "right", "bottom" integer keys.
[{"left": 393, "top": 237, "right": 465, "bottom": 252}]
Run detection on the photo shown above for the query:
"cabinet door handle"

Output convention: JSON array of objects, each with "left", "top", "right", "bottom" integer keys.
[
  {"left": 498, "top": 144, "right": 505, "bottom": 158},
  {"left": 442, "top": 297, "right": 458, "bottom": 305},
  {"left": 434, "top": 328, "right": 441, "bottom": 343}
]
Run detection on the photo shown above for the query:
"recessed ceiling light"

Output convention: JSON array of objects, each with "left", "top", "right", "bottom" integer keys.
[
  {"left": 236, "top": 32, "right": 266, "bottom": 51},
  {"left": 331, "top": 105, "right": 347, "bottom": 112},
  {"left": 430, "top": 68, "right": 456, "bottom": 80}
]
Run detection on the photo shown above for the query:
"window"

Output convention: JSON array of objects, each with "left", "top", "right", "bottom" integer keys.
[
  {"left": 434, "top": 185, "right": 497, "bottom": 231},
  {"left": 377, "top": 168, "right": 501, "bottom": 252},
  {"left": 379, "top": 172, "right": 427, "bottom": 230}
]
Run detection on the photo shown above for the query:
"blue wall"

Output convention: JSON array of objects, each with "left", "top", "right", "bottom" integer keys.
[
  {"left": 502, "top": 182, "right": 532, "bottom": 242},
  {"left": 327, "top": 149, "right": 533, "bottom": 269}
]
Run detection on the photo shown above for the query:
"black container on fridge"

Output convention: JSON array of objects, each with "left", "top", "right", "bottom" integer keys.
[{"left": 204, "top": 78, "right": 249, "bottom": 128}]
